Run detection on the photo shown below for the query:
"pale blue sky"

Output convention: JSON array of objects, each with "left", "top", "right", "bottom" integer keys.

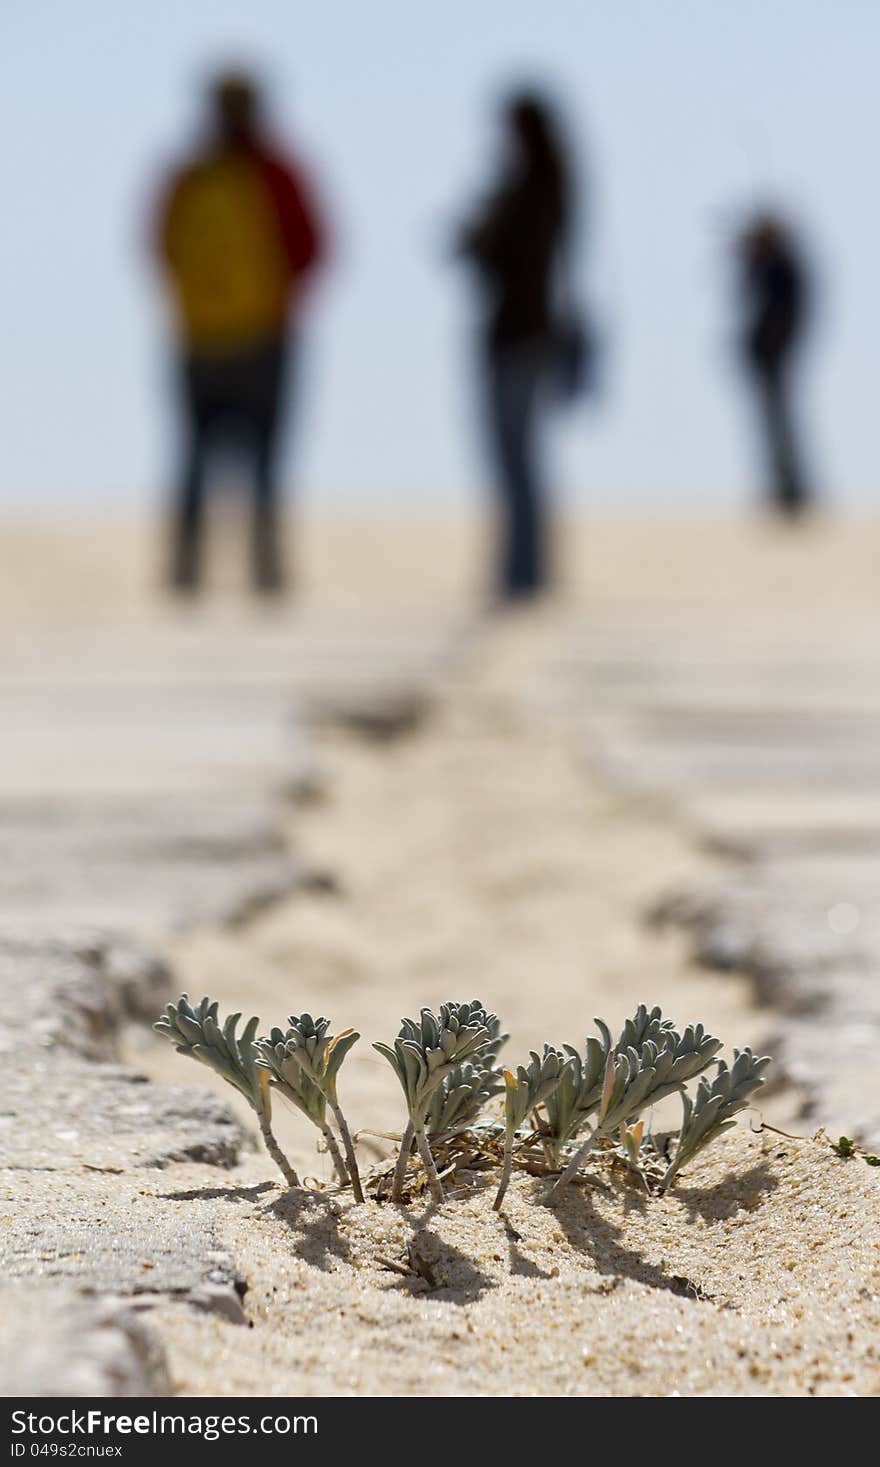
[{"left": 2, "top": 1, "right": 878, "bottom": 511}]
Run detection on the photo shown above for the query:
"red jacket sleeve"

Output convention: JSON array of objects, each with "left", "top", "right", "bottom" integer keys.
[
  {"left": 256, "top": 150, "right": 327, "bottom": 282},
  {"left": 153, "top": 172, "right": 179, "bottom": 268}
]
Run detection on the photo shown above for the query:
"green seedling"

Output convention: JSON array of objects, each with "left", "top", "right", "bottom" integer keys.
[
  {"left": 544, "top": 1005, "right": 704, "bottom": 1165},
  {"left": 493, "top": 1046, "right": 571, "bottom": 1210},
  {"left": 426, "top": 1015, "right": 508, "bottom": 1142},
  {"left": 543, "top": 1035, "right": 609, "bottom": 1167},
  {"left": 549, "top": 1013, "right": 723, "bottom": 1199},
  {"left": 660, "top": 1048, "right": 772, "bottom": 1191},
  {"left": 374, "top": 1001, "right": 498, "bottom": 1202},
  {"left": 154, "top": 994, "right": 299, "bottom": 1187},
  {"left": 830, "top": 1134, "right": 880, "bottom": 1166},
  {"left": 255, "top": 1014, "right": 363, "bottom": 1202}
]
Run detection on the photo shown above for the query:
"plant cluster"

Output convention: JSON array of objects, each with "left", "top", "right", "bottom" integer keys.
[
  {"left": 373, "top": 1002, "right": 501, "bottom": 1202},
  {"left": 155, "top": 995, "right": 769, "bottom": 1207},
  {"left": 829, "top": 1134, "right": 880, "bottom": 1167},
  {"left": 254, "top": 1015, "right": 364, "bottom": 1201},
  {"left": 155, "top": 997, "right": 361, "bottom": 1195}
]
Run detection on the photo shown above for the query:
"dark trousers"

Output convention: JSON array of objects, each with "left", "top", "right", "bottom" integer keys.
[
  {"left": 485, "top": 341, "right": 551, "bottom": 598},
  {"left": 173, "top": 337, "right": 289, "bottom": 590},
  {"left": 753, "top": 363, "right": 809, "bottom": 516}
]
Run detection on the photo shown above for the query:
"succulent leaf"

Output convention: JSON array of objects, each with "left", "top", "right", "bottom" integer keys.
[
  {"left": 663, "top": 1049, "right": 771, "bottom": 1188},
  {"left": 253, "top": 1014, "right": 360, "bottom": 1124},
  {"left": 374, "top": 1000, "right": 499, "bottom": 1124},
  {"left": 544, "top": 1006, "right": 721, "bottom": 1155},
  {"left": 426, "top": 1015, "right": 508, "bottom": 1139},
  {"left": 253, "top": 1027, "right": 328, "bottom": 1128},
  {"left": 153, "top": 994, "right": 265, "bottom": 1114},
  {"left": 504, "top": 1047, "right": 570, "bottom": 1137}
]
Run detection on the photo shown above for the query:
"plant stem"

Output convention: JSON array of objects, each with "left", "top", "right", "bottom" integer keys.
[
  {"left": 321, "top": 1125, "right": 350, "bottom": 1186},
  {"left": 259, "top": 1112, "right": 300, "bottom": 1188},
  {"left": 391, "top": 1119, "right": 415, "bottom": 1202},
  {"left": 493, "top": 1133, "right": 514, "bottom": 1210},
  {"left": 331, "top": 1102, "right": 365, "bottom": 1204},
  {"left": 659, "top": 1159, "right": 680, "bottom": 1194},
  {"left": 528, "top": 1109, "right": 556, "bottom": 1169},
  {"left": 548, "top": 1129, "right": 598, "bottom": 1201},
  {"left": 414, "top": 1122, "right": 445, "bottom": 1203}
]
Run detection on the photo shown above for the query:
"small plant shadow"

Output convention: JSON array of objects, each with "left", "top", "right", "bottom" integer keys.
[
  {"left": 158, "top": 1182, "right": 275, "bottom": 1203},
  {"left": 267, "top": 1189, "right": 351, "bottom": 1273},
  {"left": 615, "top": 1169, "right": 651, "bottom": 1217},
  {"left": 500, "top": 1215, "right": 555, "bottom": 1280},
  {"left": 551, "top": 1184, "right": 716, "bottom": 1302},
  {"left": 393, "top": 1226, "right": 495, "bottom": 1303},
  {"left": 672, "top": 1161, "right": 779, "bottom": 1222}
]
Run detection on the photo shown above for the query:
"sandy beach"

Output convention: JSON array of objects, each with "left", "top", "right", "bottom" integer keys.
[
  {"left": 132, "top": 1129, "right": 880, "bottom": 1397},
  {"left": 3, "top": 510, "right": 880, "bottom": 1397}
]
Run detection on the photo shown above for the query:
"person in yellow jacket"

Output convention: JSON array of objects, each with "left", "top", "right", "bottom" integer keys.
[{"left": 155, "top": 72, "right": 326, "bottom": 591}]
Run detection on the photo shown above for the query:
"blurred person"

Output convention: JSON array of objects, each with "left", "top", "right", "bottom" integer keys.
[
  {"left": 736, "top": 212, "right": 812, "bottom": 517},
  {"left": 155, "top": 71, "right": 326, "bottom": 592},
  {"left": 457, "top": 90, "right": 584, "bottom": 601}
]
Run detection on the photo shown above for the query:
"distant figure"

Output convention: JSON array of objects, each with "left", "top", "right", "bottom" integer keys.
[
  {"left": 155, "top": 72, "right": 326, "bottom": 591},
  {"left": 737, "top": 213, "right": 811, "bottom": 517},
  {"left": 458, "top": 91, "right": 577, "bottom": 600}
]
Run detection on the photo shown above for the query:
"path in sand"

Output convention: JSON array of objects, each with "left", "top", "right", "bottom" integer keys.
[
  {"left": 137, "top": 600, "right": 795, "bottom": 1183},
  {"left": 3, "top": 515, "right": 880, "bottom": 1395}
]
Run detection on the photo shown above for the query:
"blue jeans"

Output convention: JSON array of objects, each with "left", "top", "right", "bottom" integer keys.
[
  {"left": 753, "top": 363, "right": 809, "bottom": 515},
  {"left": 485, "top": 341, "right": 552, "bottom": 597},
  {"left": 173, "top": 337, "right": 289, "bottom": 590}
]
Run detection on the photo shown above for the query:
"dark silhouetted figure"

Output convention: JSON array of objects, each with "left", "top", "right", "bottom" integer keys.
[
  {"left": 458, "top": 92, "right": 575, "bottom": 600},
  {"left": 737, "top": 213, "right": 811, "bottom": 517},
  {"left": 155, "top": 73, "right": 326, "bottom": 591}
]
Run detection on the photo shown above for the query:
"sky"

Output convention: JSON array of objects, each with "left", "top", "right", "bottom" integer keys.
[{"left": 2, "top": 1, "right": 879, "bottom": 513}]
